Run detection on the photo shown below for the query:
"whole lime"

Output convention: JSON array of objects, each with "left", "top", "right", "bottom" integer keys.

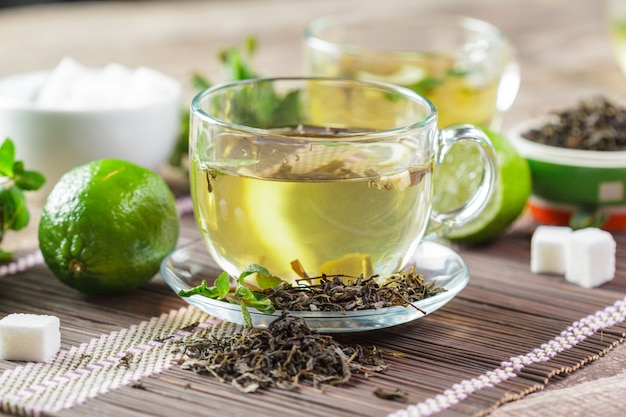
[{"left": 38, "top": 159, "right": 179, "bottom": 295}]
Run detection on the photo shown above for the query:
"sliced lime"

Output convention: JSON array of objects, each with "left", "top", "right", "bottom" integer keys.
[{"left": 433, "top": 128, "right": 532, "bottom": 245}]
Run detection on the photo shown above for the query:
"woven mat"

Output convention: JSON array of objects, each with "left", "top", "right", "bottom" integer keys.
[{"left": 0, "top": 212, "right": 625, "bottom": 417}]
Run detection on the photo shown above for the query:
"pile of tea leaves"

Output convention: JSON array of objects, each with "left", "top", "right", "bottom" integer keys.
[
  {"left": 178, "top": 313, "right": 390, "bottom": 393},
  {"left": 522, "top": 95, "right": 626, "bottom": 151},
  {"left": 265, "top": 268, "right": 445, "bottom": 313},
  {"left": 179, "top": 263, "right": 446, "bottom": 327},
  {"left": 176, "top": 264, "right": 438, "bottom": 394}
]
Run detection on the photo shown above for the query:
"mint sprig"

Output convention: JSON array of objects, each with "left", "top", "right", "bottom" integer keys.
[
  {"left": 0, "top": 138, "right": 46, "bottom": 261},
  {"left": 178, "top": 263, "right": 285, "bottom": 327},
  {"left": 170, "top": 35, "right": 300, "bottom": 170}
]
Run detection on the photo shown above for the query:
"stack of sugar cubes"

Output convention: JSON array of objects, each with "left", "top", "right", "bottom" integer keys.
[
  {"left": 531, "top": 226, "right": 617, "bottom": 288},
  {"left": 0, "top": 313, "right": 61, "bottom": 362},
  {"left": 36, "top": 56, "right": 179, "bottom": 109}
]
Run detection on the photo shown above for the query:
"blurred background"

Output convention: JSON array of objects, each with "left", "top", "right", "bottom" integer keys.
[
  {"left": 0, "top": 0, "right": 80, "bottom": 7},
  {"left": 0, "top": 0, "right": 160, "bottom": 7}
]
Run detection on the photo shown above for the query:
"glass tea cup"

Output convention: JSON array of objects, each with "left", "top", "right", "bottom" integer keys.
[
  {"left": 190, "top": 77, "right": 496, "bottom": 283},
  {"left": 608, "top": 0, "right": 626, "bottom": 75},
  {"left": 304, "top": 12, "right": 520, "bottom": 129}
]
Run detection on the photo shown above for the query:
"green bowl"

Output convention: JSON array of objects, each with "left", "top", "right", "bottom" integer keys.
[{"left": 507, "top": 118, "right": 626, "bottom": 207}]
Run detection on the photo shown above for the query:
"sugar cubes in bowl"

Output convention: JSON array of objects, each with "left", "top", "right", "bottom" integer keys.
[{"left": 0, "top": 57, "right": 182, "bottom": 198}]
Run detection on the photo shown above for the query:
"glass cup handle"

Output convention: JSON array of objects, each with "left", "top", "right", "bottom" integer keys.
[{"left": 424, "top": 124, "right": 498, "bottom": 240}]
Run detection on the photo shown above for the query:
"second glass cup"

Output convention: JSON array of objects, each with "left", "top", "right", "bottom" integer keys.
[
  {"left": 190, "top": 78, "right": 496, "bottom": 283},
  {"left": 304, "top": 12, "right": 520, "bottom": 129}
]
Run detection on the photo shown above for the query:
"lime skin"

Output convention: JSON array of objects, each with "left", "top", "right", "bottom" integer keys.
[{"left": 38, "top": 159, "right": 180, "bottom": 295}]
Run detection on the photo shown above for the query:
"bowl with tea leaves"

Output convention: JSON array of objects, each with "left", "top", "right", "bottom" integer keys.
[{"left": 507, "top": 96, "right": 626, "bottom": 230}]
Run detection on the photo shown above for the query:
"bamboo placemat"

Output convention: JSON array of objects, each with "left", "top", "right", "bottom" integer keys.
[{"left": 0, "top": 203, "right": 625, "bottom": 417}]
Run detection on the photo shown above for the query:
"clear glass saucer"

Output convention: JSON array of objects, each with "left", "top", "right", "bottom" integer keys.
[{"left": 161, "top": 240, "right": 469, "bottom": 333}]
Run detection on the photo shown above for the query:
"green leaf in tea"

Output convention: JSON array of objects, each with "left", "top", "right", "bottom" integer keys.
[{"left": 407, "top": 76, "right": 444, "bottom": 95}]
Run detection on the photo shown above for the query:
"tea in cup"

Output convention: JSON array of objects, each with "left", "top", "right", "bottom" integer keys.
[
  {"left": 304, "top": 13, "right": 519, "bottom": 129},
  {"left": 190, "top": 77, "right": 496, "bottom": 283}
]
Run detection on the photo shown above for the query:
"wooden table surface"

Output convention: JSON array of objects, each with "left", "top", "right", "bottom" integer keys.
[{"left": 1, "top": 0, "right": 626, "bottom": 416}]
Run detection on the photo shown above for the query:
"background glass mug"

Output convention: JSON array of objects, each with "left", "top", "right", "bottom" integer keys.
[
  {"left": 304, "top": 13, "right": 520, "bottom": 129},
  {"left": 190, "top": 77, "right": 496, "bottom": 283},
  {"left": 608, "top": 0, "right": 626, "bottom": 76}
]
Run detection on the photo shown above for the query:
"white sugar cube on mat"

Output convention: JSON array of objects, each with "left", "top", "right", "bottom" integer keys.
[
  {"left": 530, "top": 225, "right": 572, "bottom": 274},
  {"left": 565, "top": 228, "right": 616, "bottom": 288},
  {"left": 0, "top": 313, "right": 60, "bottom": 362}
]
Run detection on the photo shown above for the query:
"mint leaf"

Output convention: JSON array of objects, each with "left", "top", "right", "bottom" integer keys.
[
  {"left": 178, "top": 279, "right": 222, "bottom": 299},
  {"left": 0, "top": 138, "right": 46, "bottom": 260},
  {"left": 0, "top": 139, "right": 15, "bottom": 177},
  {"left": 170, "top": 36, "right": 302, "bottom": 171},
  {"left": 407, "top": 77, "right": 444, "bottom": 96},
  {"left": 214, "top": 271, "right": 232, "bottom": 299},
  {"left": 239, "top": 263, "right": 285, "bottom": 289},
  {"left": 233, "top": 283, "right": 255, "bottom": 300},
  {"left": 240, "top": 263, "right": 271, "bottom": 280},
  {"left": 14, "top": 169, "right": 46, "bottom": 191},
  {"left": 191, "top": 74, "right": 211, "bottom": 91},
  {"left": 272, "top": 89, "right": 302, "bottom": 127},
  {"left": 248, "top": 297, "right": 275, "bottom": 315},
  {"left": 0, "top": 248, "right": 12, "bottom": 263},
  {"left": 255, "top": 274, "right": 284, "bottom": 290},
  {"left": 239, "top": 302, "right": 253, "bottom": 329},
  {"left": 179, "top": 262, "right": 287, "bottom": 328},
  {"left": 1, "top": 186, "right": 29, "bottom": 231}
]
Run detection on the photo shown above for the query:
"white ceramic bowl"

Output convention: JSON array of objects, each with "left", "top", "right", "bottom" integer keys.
[{"left": 0, "top": 70, "right": 182, "bottom": 198}]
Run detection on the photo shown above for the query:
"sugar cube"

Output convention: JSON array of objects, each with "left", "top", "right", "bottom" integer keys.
[
  {"left": 70, "top": 63, "right": 133, "bottom": 109},
  {"left": 0, "top": 313, "right": 61, "bottom": 362},
  {"left": 37, "top": 56, "right": 87, "bottom": 108},
  {"left": 36, "top": 57, "right": 177, "bottom": 110},
  {"left": 530, "top": 225, "right": 572, "bottom": 274},
  {"left": 564, "top": 228, "right": 616, "bottom": 288},
  {"left": 121, "top": 66, "right": 181, "bottom": 107}
]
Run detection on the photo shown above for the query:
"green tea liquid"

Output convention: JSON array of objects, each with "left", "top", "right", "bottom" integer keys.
[{"left": 191, "top": 136, "right": 432, "bottom": 282}]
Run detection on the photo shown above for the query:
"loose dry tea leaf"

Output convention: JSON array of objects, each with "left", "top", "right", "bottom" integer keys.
[
  {"left": 522, "top": 96, "right": 626, "bottom": 151},
  {"left": 373, "top": 387, "right": 410, "bottom": 403},
  {"left": 179, "top": 313, "right": 388, "bottom": 393}
]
